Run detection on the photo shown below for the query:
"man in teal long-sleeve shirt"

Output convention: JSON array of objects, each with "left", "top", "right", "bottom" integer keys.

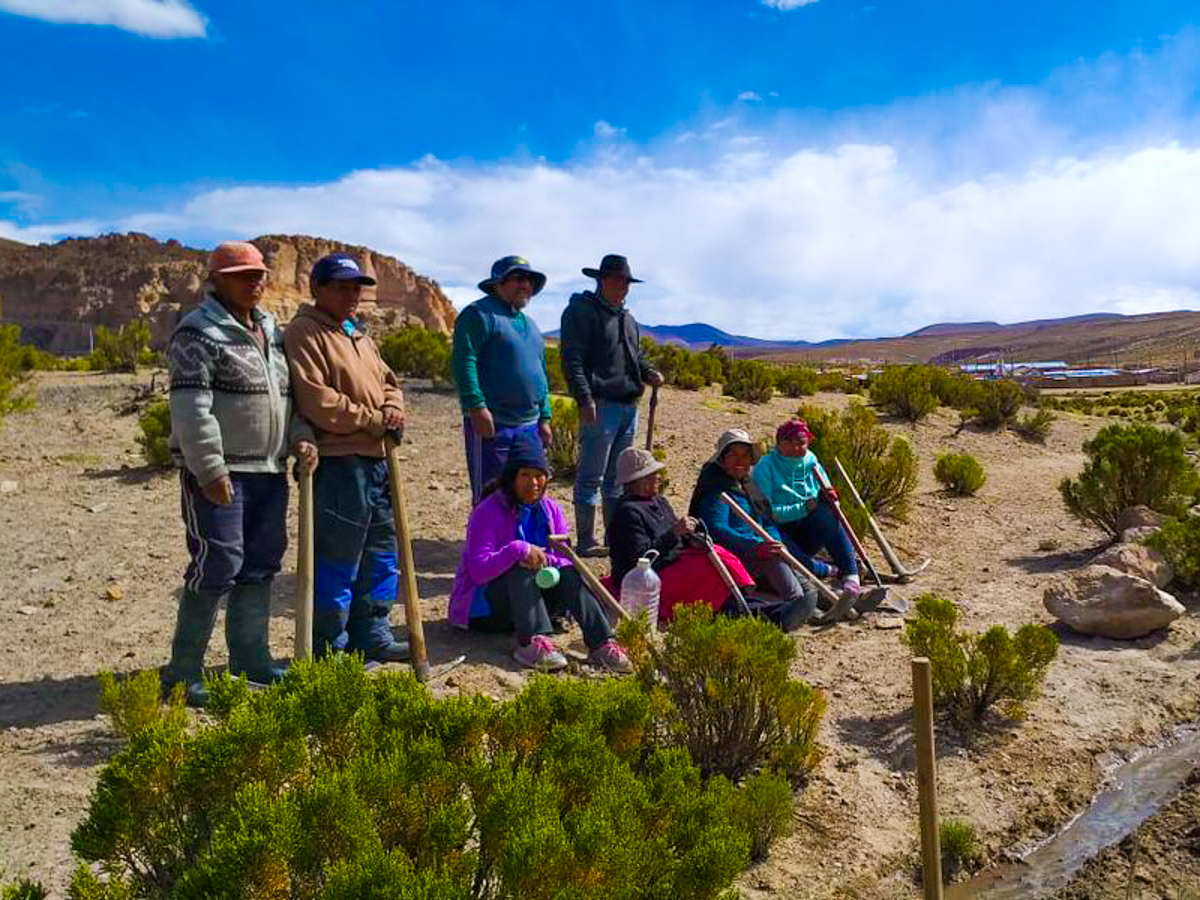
[{"left": 452, "top": 255, "right": 553, "bottom": 501}]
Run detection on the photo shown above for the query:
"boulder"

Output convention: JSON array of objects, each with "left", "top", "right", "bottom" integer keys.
[
  {"left": 1121, "top": 526, "right": 1160, "bottom": 545},
  {"left": 1092, "top": 543, "right": 1174, "bottom": 589},
  {"left": 1043, "top": 565, "right": 1184, "bottom": 639},
  {"left": 1115, "top": 506, "right": 1167, "bottom": 534}
]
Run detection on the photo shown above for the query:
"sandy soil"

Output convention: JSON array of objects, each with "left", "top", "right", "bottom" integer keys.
[{"left": 1, "top": 371, "right": 1199, "bottom": 897}]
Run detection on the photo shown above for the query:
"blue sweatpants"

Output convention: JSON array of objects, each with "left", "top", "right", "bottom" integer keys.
[
  {"left": 779, "top": 502, "right": 858, "bottom": 578},
  {"left": 573, "top": 398, "right": 638, "bottom": 507},
  {"left": 180, "top": 471, "right": 287, "bottom": 593},
  {"left": 312, "top": 455, "right": 401, "bottom": 655},
  {"left": 463, "top": 416, "right": 542, "bottom": 503}
]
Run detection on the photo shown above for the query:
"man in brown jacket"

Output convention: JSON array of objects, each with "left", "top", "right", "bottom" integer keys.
[{"left": 283, "top": 252, "right": 410, "bottom": 661}]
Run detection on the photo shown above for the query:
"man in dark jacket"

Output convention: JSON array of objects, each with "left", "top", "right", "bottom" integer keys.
[{"left": 559, "top": 254, "right": 662, "bottom": 555}]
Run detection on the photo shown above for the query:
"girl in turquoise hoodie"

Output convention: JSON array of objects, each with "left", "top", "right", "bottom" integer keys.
[{"left": 752, "top": 420, "right": 860, "bottom": 595}]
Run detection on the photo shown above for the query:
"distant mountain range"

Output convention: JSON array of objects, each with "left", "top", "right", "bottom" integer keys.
[{"left": 547, "top": 321, "right": 849, "bottom": 349}]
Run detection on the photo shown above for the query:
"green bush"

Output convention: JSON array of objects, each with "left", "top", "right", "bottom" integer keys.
[
  {"left": 70, "top": 655, "right": 778, "bottom": 900},
  {"left": 89, "top": 321, "right": 152, "bottom": 373},
  {"left": 99, "top": 668, "right": 186, "bottom": 739},
  {"left": 0, "top": 323, "right": 36, "bottom": 420},
  {"left": 135, "top": 398, "right": 172, "bottom": 467},
  {"left": 722, "top": 359, "right": 775, "bottom": 404},
  {"left": 934, "top": 453, "right": 986, "bottom": 496},
  {"left": 939, "top": 817, "right": 982, "bottom": 878},
  {"left": 1012, "top": 408, "right": 1055, "bottom": 443},
  {"left": 640, "top": 338, "right": 724, "bottom": 390},
  {"left": 541, "top": 342, "right": 568, "bottom": 394},
  {"left": 870, "top": 366, "right": 940, "bottom": 422},
  {"left": 1147, "top": 515, "right": 1200, "bottom": 587},
  {"left": 773, "top": 365, "right": 818, "bottom": 398},
  {"left": 619, "top": 605, "right": 825, "bottom": 785},
  {"left": 795, "top": 401, "right": 918, "bottom": 534},
  {"left": 903, "top": 594, "right": 1058, "bottom": 725},
  {"left": 0, "top": 879, "right": 47, "bottom": 900},
  {"left": 1060, "top": 423, "right": 1200, "bottom": 536},
  {"left": 816, "top": 369, "right": 863, "bottom": 394},
  {"left": 547, "top": 395, "right": 579, "bottom": 477},
  {"left": 969, "top": 380, "right": 1024, "bottom": 429},
  {"left": 377, "top": 326, "right": 454, "bottom": 388},
  {"left": 723, "top": 769, "right": 795, "bottom": 862}
]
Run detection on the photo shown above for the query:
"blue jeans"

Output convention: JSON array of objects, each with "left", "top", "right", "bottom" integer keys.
[
  {"left": 780, "top": 502, "right": 858, "bottom": 577},
  {"left": 463, "top": 416, "right": 541, "bottom": 503},
  {"left": 312, "top": 456, "right": 400, "bottom": 655},
  {"left": 574, "top": 399, "right": 638, "bottom": 507}
]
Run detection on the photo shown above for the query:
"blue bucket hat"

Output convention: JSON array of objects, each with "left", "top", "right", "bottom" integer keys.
[
  {"left": 478, "top": 255, "right": 547, "bottom": 296},
  {"left": 311, "top": 253, "right": 377, "bottom": 286}
]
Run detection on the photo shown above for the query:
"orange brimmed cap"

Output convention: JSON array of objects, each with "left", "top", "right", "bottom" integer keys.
[{"left": 209, "top": 241, "right": 268, "bottom": 274}]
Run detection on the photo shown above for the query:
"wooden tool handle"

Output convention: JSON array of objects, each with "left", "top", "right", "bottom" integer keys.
[
  {"left": 548, "top": 534, "right": 631, "bottom": 622},
  {"left": 294, "top": 464, "right": 314, "bottom": 662},
  {"left": 718, "top": 492, "right": 842, "bottom": 605},
  {"left": 385, "top": 434, "right": 431, "bottom": 680},
  {"left": 644, "top": 385, "right": 659, "bottom": 452}
]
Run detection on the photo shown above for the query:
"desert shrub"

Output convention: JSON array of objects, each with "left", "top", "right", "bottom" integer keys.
[
  {"left": 89, "top": 320, "right": 152, "bottom": 373},
  {"left": 651, "top": 442, "right": 671, "bottom": 492},
  {"left": 722, "top": 769, "right": 795, "bottom": 862},
  {"left": 795, "top": 400, "right": 918, "bottom": 534},
  {"left": 0, "top": 323, "right": 36, "bottom": 419},
  {"left": 99, "top": 668, "right": 186, "bottom": 739},
  {"left": 1147, "top": 515, "right": 1200, "bottom": 587},
  {"left": 135, "top": 398, "right": 172, "bottom": 467},
  {"left": 870, "top": 365, "right": 940, "bottom": 422},
  {"left": 723, "top": 359, "right": 775, "bottom": 404},
  {"left": 541, "top": 342, "right": 568, "bottom": 394},
  {"left": 378, "top": 326, "right": 454, "bottom": 388},
  {"left": 0, "top": 879, "right": 47, "bottom": 900},
  {"left": 618, "top": 605, "right": 825, "bottom": 785},
  {"left": 1012, "top": 408, "right": 1055, "bottom": 443},
  {"left": 774, "top": 365, "right": 818, "bottom": 398},
  {"left": 934, "top": 453, "right": 986, "bottom": 496},
  {"left": 969, "top": 380, "right": 1024, "bottom": 428},
  {"left": 816, "top": 369, "right": 862, "bottom": 394},
  {"left": 639, "top": 338, "right": 724, "bottom": 391},
  {"left": 939, "top": 817, "right": 982, "bottom": 878},
  {"left": 903, "top": 594, "right": 1058, "bottom": 725},
  {"left": 71, "top": 655, "right": 771, "bottom": 900},
  {"left": 547, "top": 395, "right": 579, "bottom": 477},
  {"left": 1060, "top": 423, "right": 1200, "bottom": 536}
]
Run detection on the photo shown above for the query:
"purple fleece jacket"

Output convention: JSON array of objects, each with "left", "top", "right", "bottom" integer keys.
[{"left": 448, "top": 490, "right": 573, "bottom": 628}]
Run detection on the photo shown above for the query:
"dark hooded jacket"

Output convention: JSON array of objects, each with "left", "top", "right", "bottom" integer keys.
[
  {"left": 559, "top": 290, "right": 655, "bottom": 404},
  {"left": 609, "top": 494, "right": 686, "bottom": 586},
  {"left": 688, "top": 461, "right": 782, "bottom": 556}
]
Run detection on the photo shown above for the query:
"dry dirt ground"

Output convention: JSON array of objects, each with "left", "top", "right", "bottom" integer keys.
[{"left": 2, "top": 371, "right": 1199, "bottom": 897}]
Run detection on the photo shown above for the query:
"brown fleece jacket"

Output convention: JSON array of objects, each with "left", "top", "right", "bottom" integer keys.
[{"left": 283, "top": 304, "right": 405, "bottom": 458}]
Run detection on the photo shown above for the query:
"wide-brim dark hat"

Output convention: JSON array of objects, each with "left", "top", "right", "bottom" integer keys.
[
  {"left": 582, "top": 253, "right": 643, "bottom": 283},
  {"left": 478, "top": 255, "right": 547, "bottom": 296}
]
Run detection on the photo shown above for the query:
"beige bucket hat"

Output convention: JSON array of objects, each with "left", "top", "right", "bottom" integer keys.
[
  {"left": 616, "top": 447, "right": 665, "bottom": 486},
  {"left": 708, "top": 428, "right": 763, "bottom": 465}
]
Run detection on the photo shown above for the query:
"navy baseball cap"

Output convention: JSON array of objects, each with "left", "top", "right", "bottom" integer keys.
[{"left": 311, "top": 253, "right": 377, "bottom": 286}]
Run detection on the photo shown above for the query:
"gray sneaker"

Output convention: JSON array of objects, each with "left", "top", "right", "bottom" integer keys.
[
  {"left": 587, "top": 640, "right": 633, "bottom": 674},
  {"left": 513, "top": 636, "right": 568, "bottom": 671}
]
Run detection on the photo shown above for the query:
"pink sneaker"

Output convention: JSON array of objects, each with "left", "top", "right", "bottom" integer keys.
[
  {"left": 513, "top": 635, "right": 568, "bottom": 671},
  {"left": 588, "top": 640, "right": 633, "bottom": 674}
]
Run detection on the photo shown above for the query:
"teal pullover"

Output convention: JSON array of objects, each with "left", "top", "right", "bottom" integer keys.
[{"left": 752, "top": 448, "right": 831, "bottom": 524}]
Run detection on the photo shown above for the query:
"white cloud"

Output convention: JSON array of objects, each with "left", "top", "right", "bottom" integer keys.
[
  {"left": 95, "top": 139, "right": 1200, "bottom": 342},
  {"left": 761, "top": 0, "right": 819, "bottom": 10},
  {"left": 737, "top": 91, "right": 763, "bottom": 103},
  {"left": 593, "top": 120, "right": 626, "bottom": 139},
  {"left": 0, "top": 0, "right": 207, "bottom": 38}
]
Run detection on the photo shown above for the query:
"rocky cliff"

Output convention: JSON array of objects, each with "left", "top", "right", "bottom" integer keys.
[{"left": 0, "top": 232, "right": 456, "bottom": 354}]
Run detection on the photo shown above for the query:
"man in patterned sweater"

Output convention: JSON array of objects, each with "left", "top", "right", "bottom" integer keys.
[{"left": 165, "top": 241, "right": 317, "bottom": 706}]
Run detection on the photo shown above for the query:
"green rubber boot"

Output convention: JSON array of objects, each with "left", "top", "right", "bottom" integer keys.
[
  {"left": 162, "top": 588, "right": 222, "bottom": 707},
  {"left": 226, "top": 580, "right": 287, "bottom": 685}
]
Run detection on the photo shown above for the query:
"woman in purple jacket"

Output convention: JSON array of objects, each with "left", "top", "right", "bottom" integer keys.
[{"left": 448, "top": 433, "right": 632, "bottom": 673}]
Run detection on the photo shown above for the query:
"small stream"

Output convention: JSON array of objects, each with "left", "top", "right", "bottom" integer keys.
[{"left": 946, "top": 727, "right": 1200, "bottom": 899}]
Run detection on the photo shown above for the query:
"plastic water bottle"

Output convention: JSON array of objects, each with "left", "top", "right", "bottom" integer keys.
[{"left": 620, "top": 550, "right": 661, "bottom": 626}]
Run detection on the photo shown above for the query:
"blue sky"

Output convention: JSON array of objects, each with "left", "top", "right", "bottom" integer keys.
[{"left": 3, "top": 0, "right": 1200, "bottom": 340}]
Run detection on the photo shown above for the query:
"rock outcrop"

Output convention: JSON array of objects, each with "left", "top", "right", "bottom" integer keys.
[
  {"left": 1043, "top": 565, "right": 1185, "bottom": 639},
  {"left": 0, "top": 232, "right": 455, "bottom": 354},
  {"left": 1091, "top": 542, "right": 1174, "bottom": 589}
]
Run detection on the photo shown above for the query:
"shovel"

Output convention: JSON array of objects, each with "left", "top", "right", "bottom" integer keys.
[
  {"left": 385, "top": 431, "right": 467, "bottom": 682},
  {"left": 294, "top": 461, "right": 314, "bottom": 662},
  {"left": 718, "top": 492, "right": 856, "bottom": 623},
  {"left": 811, "top": 467, "right": 902, "bottom": 614},
  {"left": 833, "top": 457, "right": 931, "bottom": 582}
]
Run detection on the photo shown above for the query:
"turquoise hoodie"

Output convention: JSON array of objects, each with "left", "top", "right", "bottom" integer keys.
[{"left": 752, "top": 448, "right": 831, "bottom": 524}]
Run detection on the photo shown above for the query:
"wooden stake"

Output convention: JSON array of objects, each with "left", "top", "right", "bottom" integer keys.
[
  {"left": 294, "top": 464, "right": 314, "bottom": 662},
  {"left": 385, "top": 433, "right": 431, "bottom": 681},
  {"left": 549, "top": 534, "right": 631, "bottom": 623},
  {"left": 912, "top": 657, "right": 944, "bottom": 900}
]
